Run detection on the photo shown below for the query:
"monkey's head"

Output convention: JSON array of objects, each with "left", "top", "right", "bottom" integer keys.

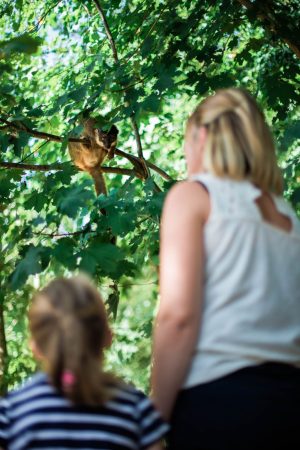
[{"left": 94, "top": 125, "right": 119, "bottom": 150}]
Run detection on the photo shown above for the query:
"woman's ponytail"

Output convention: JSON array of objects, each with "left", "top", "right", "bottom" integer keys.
[{"left": 187, "top": 88, "right": 283, "bottom": 194}]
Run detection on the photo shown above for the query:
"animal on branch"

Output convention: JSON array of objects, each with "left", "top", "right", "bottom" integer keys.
[{"left": 68, "top": 118, "right": 118, "bottom": 196}]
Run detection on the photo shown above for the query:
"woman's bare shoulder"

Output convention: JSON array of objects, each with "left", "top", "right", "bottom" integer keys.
[{"left": 164, "top": 180, "right": 210, "bottom": 219}]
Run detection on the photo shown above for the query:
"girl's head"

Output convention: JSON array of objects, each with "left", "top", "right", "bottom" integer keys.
[
  {"left": 185, "top": 88, "right": 283, "bottom": 194},
  {"left": 29, "top": 275, "right": 113, "bottom": 405}
]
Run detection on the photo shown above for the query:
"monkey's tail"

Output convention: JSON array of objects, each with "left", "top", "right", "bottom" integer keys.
[
  {"left": 88, "top": 167, "right": 108, "bottom": 217},
  {"left": 89, "top": 167, "right": 116, "bottom": 244},
  {"left": 89, "top": 167, "right": 107, "bottom": 197}
]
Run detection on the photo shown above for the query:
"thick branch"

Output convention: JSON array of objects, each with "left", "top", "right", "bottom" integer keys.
[
  {"left": 0, "top": 120, "right": 144, "bottom": 170},
  {"left": 0, "top": 160, "right": 167, "bottom": 180},
  {"left": 236, "top": 0, "right": 300, "bottom": 59},
  {"left": 131, "top": 116, "right": 143, "bottom": 160},
  {"left": 0, "top": 118, "right": 86, "bottom": 144},
  {"left": 147, "top": 161, "right": 173, "bottom": 181},
  {"left": 130, "top": 117, "right": 149, "bottom": 178},
  {"left": 0, "top": 162, "right": 63, "bottom": 171},
  {"left": 102, "top": 166, "right": 136, "bottom": 176},
  {"left": 0, "top": 161, "right": 137, "bottom": 177},
  {"left": 115, "top": 147, "right": 141, "bottom": 165},
  {"left": 115, "top": 148, "right": 169, "bottom": 179}
]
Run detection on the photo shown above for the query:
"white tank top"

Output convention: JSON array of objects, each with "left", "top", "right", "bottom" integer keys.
[{"left": 184, "top": 173, "right": 300, "bottom": 388}]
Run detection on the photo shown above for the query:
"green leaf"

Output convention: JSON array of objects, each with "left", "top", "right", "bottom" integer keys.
[
  {"left": 55, "top": 185, "right": 94, "bottom": 218},
  {"left": 0, "top": 174, "right": 15, "bottom": 200},
  {"left": 90, "top": 242, "right": 124, "bottom": 272},
  {"left": 78, "top": 252, "right": 98, "bottom": 275},
  {"left": 106, "top": 288, "right": 120, "bottom": 320},
  {"left": 27, "top": 106, "right": 44, "bottom": 118},
  {"left": 140, "top": 94, "right": 161, "bottom": 113},
  {"left": 280, "top": 120, "right": 300, "bottom": 150},
  {"left": 0, "top": 61, "right": 12, "bottom": 73},
  {"left": 69, "top": 85, "right": 88, "bottom": 102},
  {"left": 9, "top": 245, "right": 50, "bottom": 290},
  {"left": 79, "top": 242, "right": 124, "bottom": 276},
  {"left": 12, "top": 131, "right": 29, "bottom": 157},
  {"left": 52, "top": 238, "right": 77, "bottom": 269},
  {"left": 0, "top": 34, "right": 42, "bottom": 55},
  {"left": 141, "top": 36, "right": 153, "bottom": 58},
  {"left": 24, "top": 192, "right": 47, "bottom": 212},
  {"left": 107, "top": 212, "right": 137, "bottom": 236}
]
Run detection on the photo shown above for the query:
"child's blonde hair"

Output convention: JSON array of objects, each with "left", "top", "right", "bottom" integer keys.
[
  {"left": 187, "top": 88, "right": 283, "bottom": 194},
  {"left": 29, "top": 275, "right": 116, "bottom": 406}
]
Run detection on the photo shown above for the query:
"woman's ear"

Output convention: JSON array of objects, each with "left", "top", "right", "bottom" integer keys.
[
  {"left": 198, "top": 126, "right": 207, "bottom": 153},
  {"left": 104, "top": 327, "right": 113, "bottom": 349},
  {"left": 185, "top": 125, "right": 207, "bottom": 176}
]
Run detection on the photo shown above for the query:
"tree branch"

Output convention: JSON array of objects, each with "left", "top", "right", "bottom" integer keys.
[
  {"left": 112, "top": 74, "right": 150, "bottom": 92},
  {"left": 0, "top": 121, "right": 172, "bottom": 180},
  {"left": 0, "top": 162, "right": 63, "bottom": 171},
  {"left": 147, "top": 161, "right": 173, "bottom": 181},
  {"left": 33, "top": 229, "right": 94, "bottom": 238},
  {"left": 125, "top": 3, "right": 169, "bottom": 65},
  {"left": 0, "top": 118, "right": 85, "bottom": 143},
  {"left": 0, "top": 119, "right": 141, "bottom": 169},
  {"left": 0, "top": 302, "right": 7, "bottom": 395},
  {"left": 31, "top": 0, "right": 63, "bottom": 33},
  {"left": 92, "top": 0, "right": 119, "bottom": 63},
  {"left": 0, "top": 159, "right": 165, "bottom": 180},
  {"left": 131, "top": 116, "right": 144, "bottom": 160},
  {"left": 92, "top": 0, "right": 150, "bottom": 177},
  {"left": 236, "top": 0, "right": 300, "bottom": 59},
  {"left": 102, "top": 166, "right": 136, "bottom": 176},
  {"left": 0, "top": 161, "right": 138, "bottom": 177},
  {"left": 130, "top": 119, "right": 150, "bottom": 179}
]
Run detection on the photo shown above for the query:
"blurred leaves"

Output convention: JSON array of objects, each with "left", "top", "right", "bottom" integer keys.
[
  {"left": 0, "top": 34, "right": 42, "bottom": 57},
  {"left": 9, "top": 245, "right": 50, "bottom": 290}
]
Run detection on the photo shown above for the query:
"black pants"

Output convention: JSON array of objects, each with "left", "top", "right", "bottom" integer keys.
[{"left": 168, "top": 363, "right": 300, "bottom": 450}]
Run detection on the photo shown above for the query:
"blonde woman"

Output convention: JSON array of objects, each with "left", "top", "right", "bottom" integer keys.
[
  {"left": 151, "top": 88, "right": 300, "bottom": 449},
  {"left": 0, "top": 276, "right": 168, "bottom": 450}
]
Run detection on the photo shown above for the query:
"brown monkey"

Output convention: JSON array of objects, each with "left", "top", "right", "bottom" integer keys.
[{"left": 68, "top": 118, "right": 118, "bottom": 196}]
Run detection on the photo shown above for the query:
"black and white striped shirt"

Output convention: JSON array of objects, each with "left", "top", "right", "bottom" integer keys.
[{"left": 0, "top": 372, "right": 168, "bottom": 449}]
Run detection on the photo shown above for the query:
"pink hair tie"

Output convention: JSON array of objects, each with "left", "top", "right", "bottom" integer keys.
[{"left": 62, "top": 370, "right": 76, "bottom": 389}]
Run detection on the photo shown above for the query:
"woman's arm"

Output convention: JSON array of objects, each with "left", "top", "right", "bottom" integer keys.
[{"left": 151, "top": 181, "right": 209, "bottom": 421}]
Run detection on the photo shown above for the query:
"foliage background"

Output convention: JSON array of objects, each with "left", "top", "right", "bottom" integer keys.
[{"left": 0, "top": 0, "right": 299, "bottom": 394}]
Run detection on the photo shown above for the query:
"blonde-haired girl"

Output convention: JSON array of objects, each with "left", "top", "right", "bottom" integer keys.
[
  {"left": 0, "top": 276, "right": 168, "bottom": 450},
  {"left": 152, "top": 88, "right": 300, "bottom": 449}
]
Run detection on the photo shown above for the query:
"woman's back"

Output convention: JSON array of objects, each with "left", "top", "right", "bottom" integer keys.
[{"left": 185, "top": 173, "right": 300, "bottom": 388}]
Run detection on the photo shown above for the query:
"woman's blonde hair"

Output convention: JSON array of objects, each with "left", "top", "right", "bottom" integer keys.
[
  {"left": 187, "top": 88, "right": 283, "bottom": 194},
  {"left": 29, "top": 275, "right": 116, "bottom": 406}
]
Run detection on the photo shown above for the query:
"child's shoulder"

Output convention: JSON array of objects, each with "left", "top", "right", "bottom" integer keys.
[
  {"left": 3, "top": 372, "right": 51, "bottom": 406},
  {"left": 110, "top": 380, "right": 148, "bottom": 402},
  {"left": 108, "top": 380, "right": 154, "bottom": 411}
]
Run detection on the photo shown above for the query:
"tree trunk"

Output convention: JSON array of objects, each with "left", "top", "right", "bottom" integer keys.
[{"left": 0, "top": 303, "right": 7, "bottom": 396}]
